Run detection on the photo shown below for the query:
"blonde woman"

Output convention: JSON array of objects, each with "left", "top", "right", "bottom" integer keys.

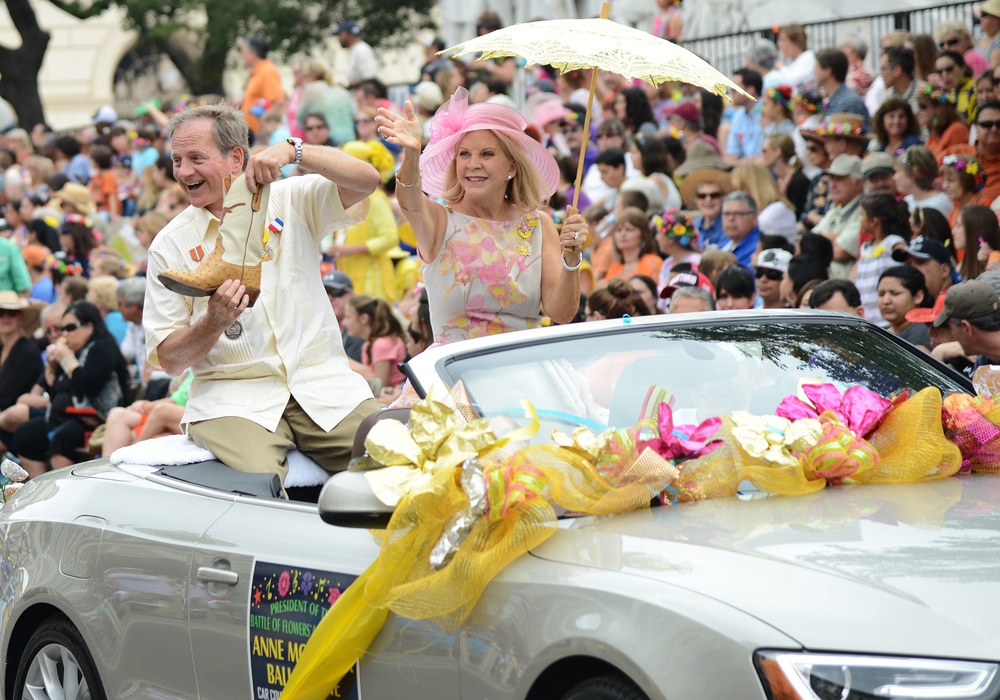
[
  {"left": 761, "top": 133, "right": 810, "bottom": 218},
  {"left": 297, "top": 58, "right": 358, "bottom": 145},
  {"left": 732, "top": 162, "right": 798, "bottom": 243}
]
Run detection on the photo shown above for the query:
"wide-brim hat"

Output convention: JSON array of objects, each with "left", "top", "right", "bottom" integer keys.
[
  {"left": 420, "top": 87, "right": 559, "bottom": 200},
  {"left": 0, "top": 291, "right": 43, "bottom": 335},
  {"left": 679, "top": 168, "right": 733, "bottom": 209},
  {"left": 806, "top": 113, "right": 872, "bottom": 142},
  {"left": 52, "top": 182, "right": 95, "bottom": 214},
  {"left": 674, "top": 138, "right": 730, "bottom": 178},
  {"left": 981, "top": 0, "right": 1000, "bottom": 18}
]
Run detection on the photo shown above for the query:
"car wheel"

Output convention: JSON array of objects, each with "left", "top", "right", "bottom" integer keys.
[
  {"left": 562, "top": 675, "right": 649, "bottom": 700},
  {"left": 13, "top": 618, "right": 106, "bottom": 700}
]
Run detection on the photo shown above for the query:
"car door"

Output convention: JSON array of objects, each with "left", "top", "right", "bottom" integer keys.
[
  {"left": 191, "top": 496, "right": 462, "bottom": 700},
  {"left": 91, "top": 477, "right": 234, "bottom": 700}
]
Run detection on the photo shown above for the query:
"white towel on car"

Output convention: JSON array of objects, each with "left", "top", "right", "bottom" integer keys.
[{"left": 109, "top": 434, "right": 330, "bottom": 487}]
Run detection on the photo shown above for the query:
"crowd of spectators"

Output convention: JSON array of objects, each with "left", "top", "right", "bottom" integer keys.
[{"left": 6, "top": 8, "right": 1000, "bottom": 473}]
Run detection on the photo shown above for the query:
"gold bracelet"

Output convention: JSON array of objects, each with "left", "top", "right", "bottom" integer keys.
[{"left": 396, "top": 172, "right": 422, "bottom": 188}]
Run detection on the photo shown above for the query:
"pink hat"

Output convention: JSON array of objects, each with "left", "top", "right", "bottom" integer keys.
[
  {"left": 420, "top": 87, "right": 560, "bottom": 200},
  {"left": 533, "top": 100, "right": 573, "bottom": 130}
]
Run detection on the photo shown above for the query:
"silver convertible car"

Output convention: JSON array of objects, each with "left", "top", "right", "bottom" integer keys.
[{"left": 2, "top": 311, "right": 999, "bottom": 700}]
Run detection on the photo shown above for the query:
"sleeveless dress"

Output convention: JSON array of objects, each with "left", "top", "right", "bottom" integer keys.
[{"left": 424, "top": 208, "right": 544, "bottom": 344}]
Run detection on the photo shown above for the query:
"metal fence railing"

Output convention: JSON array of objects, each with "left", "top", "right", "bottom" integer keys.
[{"left": 683, "top": 1, "right": 978, "bottom": 79}]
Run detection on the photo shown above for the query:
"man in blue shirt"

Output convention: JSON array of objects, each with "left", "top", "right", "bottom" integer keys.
[
  {"left": 720, "top": 191, "right": 761, "bottom": 268},
  {"left": 725, "top": 68, "right": 764, "bottom": 164},
  {"left": 815, "top": 49, "right": 869, "bottom": 122}
]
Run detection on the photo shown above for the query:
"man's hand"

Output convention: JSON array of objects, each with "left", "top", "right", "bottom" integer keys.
[{"left": 244, "top": 142, "right": 295, "bottom": 193}]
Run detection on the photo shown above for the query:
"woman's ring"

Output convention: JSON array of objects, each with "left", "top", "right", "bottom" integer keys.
[{"left": 573, "top": 232, "right": 579, "bottom": 240}]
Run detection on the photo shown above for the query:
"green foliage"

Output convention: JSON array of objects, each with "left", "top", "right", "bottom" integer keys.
[{"left": 58, "top": 0, "right": 437, "bottom": 94}]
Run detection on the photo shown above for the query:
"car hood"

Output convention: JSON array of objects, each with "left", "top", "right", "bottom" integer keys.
[{"left": 531, "top": 476, "right": 1000, "bottom": 660}]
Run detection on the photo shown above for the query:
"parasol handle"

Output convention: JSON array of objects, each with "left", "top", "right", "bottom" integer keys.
[{"left": 571, "top": 1, "right": 611, "bottom": 211}]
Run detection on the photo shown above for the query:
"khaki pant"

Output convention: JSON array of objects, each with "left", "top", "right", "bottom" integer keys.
[{"left": 188, "top": 397, "right": 381, "bottom": 483}]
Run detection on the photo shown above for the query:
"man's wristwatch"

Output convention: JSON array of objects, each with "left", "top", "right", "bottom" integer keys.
[{"left": 286, "top": 137, "right": 304, "bottom": 166}]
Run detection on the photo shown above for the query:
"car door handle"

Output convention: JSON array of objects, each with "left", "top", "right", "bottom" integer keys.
[{"left": 197, "top": 567, "right": 239, "bottom": 585}]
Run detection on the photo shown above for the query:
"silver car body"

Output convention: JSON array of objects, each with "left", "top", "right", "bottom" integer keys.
[{"left": 1, "top": 312, "right": 997, "bottom": 700}]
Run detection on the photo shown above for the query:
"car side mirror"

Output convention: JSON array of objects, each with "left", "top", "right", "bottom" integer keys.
[{"left": 318, "top": 470, "right": 394, "bottom": 528}]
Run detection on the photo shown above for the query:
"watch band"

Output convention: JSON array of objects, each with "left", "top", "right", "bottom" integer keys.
[{"left": 287, "top": 137, "right": 303, "bottom": 166}]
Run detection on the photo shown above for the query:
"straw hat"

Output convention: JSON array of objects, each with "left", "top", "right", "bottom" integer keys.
[
  {"left": 679, "top": 168, "right": 733, "bottom": 209},
  {"left": 420, "top": 87, "right": 559, "bottom": 199},
  {"left": 801, "top": 113, "right": 871, "bottom": 143},
  {"left": 0, "top": 291, "right": 43, "bottom": 336},
  {"left": 674, "top": 138, "right": 730, "bottom": 178},
  {"left": 52, "top": 182, "right": 96, "bottom": 214}
]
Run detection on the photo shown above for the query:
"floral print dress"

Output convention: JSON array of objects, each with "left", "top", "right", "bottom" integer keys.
[{"left": 424, "top": 208, "right": 543, "bottom": 343}]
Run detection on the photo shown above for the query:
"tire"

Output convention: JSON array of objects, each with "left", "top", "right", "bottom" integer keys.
[
  {"left": 13, "top": 618, "right": 107, "bottom": 700},
  {"left": 562, "top": 674, "right": 650, "bottom": 700}
]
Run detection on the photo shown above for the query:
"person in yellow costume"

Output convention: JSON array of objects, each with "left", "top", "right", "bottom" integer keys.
[{"left": 328, "top": 140, "right": 400, "bottom": 301}]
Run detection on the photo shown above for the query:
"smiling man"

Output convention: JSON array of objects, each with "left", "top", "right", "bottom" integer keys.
[{"left": 144, "top": 103, "right": 381, "bottom": 484}]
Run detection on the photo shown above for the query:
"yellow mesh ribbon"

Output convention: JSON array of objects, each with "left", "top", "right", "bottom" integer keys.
[{"left": 283, "top": 386, "right": 965, "bottom": 699}]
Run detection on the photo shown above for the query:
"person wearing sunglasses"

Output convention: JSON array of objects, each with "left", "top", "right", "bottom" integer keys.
[
  {"left": 10, "top": 301, "right": 129, "bottom": 477},
  {"left": 976, "top": 0, "right": 1000, "bottom": 69},
  {"left": 934, "top": 20, "right": 988, "bottom": 80},
  {"left": 936, "top": 51, "right": 978, "bottom": 127},
  {"left": 754, "top": 248, "right": 792, "bottom": 309}
]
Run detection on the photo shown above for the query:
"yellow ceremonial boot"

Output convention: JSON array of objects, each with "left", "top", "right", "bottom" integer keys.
[{"left": 158, "top": 174, "right": 268, "bottom": 306}]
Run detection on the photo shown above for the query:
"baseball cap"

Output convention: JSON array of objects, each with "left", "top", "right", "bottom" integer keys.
[
  {"left": 756, "top": 204, "right": 797, "bottom": 244},
  {"left": 322, "top": 270, "right": 354, "bottom": 295},
  {"left": 336, "top": 20, "right": 360, "bottom": 35},
  {"left": 91, "top": 105, "right": 117, "bottom": 125},
  {"left": 906, "top": 290, "right": 946, "bottom": 324},
  {"left": 862, "top": 152, "right": 895, "bottom": 178},
  {"left": 891, "top": 236, "right": 952, "bottom": 265},
  {"left": 756, "top": 248, "right": 793, "bottom": 274},
  {"left": 659, "top": 270, "right": 715, "bottom": 299},
  {"left": 665, "top": 100, "right": 702, "bottom": 124},
  {"left": 824, "top": 154, "right": 863, "bottom": 178},
  {"left": 932, "top": 280, "right": 1000, "bottom": 328}
]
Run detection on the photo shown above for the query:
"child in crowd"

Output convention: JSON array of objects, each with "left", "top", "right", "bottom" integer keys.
[
  {"left": 343, "top": 295, "right": 408, "bottom": 399},
  {"left": 88, "top": 145, "right": 120, "bottom": 220}
]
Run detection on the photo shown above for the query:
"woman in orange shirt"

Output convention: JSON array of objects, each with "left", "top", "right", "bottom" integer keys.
[
  {"left": 919, "top": 85, "right": 969, "bottom": 162},
  {"left": 602, "top": 207, "right": 663, "bottom": 285}
]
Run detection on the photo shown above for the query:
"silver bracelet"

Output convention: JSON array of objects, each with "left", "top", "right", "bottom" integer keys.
[{"left": 561, "top": 251, "right": 582, "bottom": 271}]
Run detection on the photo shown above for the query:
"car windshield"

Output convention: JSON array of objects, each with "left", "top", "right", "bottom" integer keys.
[{"left": 434, "top": 320, "right": 971, "bottom": 437}]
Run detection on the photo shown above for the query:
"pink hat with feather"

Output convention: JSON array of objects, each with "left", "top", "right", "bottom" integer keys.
[{"left": 420, "top": 87, "right": 559, "bottom": 200}]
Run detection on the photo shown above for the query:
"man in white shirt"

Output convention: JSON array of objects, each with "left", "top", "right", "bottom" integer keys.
[
  {"left": 336, "top": 21, "right": 378, "bottom": 87},
  {"left": 144, "top": 103, "right": 381, "bottom": 484}
]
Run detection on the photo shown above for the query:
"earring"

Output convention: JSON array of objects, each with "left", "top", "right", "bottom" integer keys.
[{"left": 507, "top": 174, "right": 514, "bottom": 180}]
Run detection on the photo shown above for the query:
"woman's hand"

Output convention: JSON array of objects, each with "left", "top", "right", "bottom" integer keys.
[
  {"left": 46, "top": 342, "right": 72, "bottom": 364},
  {"left": 559, "top": 213, "right": 589, "bottom": 266},
  {"left": 376, "top": 101, "right": 423, "bottom": 153}
]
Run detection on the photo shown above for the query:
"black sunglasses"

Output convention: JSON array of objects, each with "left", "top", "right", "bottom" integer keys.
[
  {"left": 60, "top": 322, "right": 81, "bottom": 333},
  {"left": 755, "top": 268, "right": 783, "bottom": 281},
  {"left": 0, "top": 309, "right": 21, "bottom": 318},
  {"left": 696, "top": 192, "right": 723, "bottom": 200},
  {"left": 978, "top": 120, "right": 1000, "bottom": 131},
  {"left": 938, "top": 38, "right": 961, "bottom": 48}
]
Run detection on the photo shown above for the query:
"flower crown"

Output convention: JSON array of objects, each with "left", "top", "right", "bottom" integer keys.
[
  {"left": 941, "top": 154, "right": 987, "bottom": 192},
  {"left": 793, "top": 88, "right": 822, "bottom": 113},
  {"left": 651, "top": 208, "right": 697, "bottom": 248},
  {"left": 816, "top": 119, "right": 867, "bottom": 137},
  {"left": 919, "top": 84, "right": 955, "bottom": 105},
  {"left": 765, "top": 85, "right": 793, "bottom": 109}
]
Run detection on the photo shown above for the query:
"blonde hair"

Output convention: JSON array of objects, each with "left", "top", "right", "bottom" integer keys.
[
  {"left": 87, "top": 276, "right": 120, "bottom": 311},
  {"left": 24, "top": 155, "right": 54, "bottom": 187},
  {"left": 764, "top": 133, "right": 801, "bottom": 171},
  {"left": 441, "top": 130, "right": 544, "bottom": 212},
  {"left": 137, "top": 210, "right": 168, "bottom": 243},
  {"left": 935, "top": 20, "right": 971, "bottom": 42},
  {"left": 303, "top": 59, "right": 334, "bottom": 85},
  {"left": 732, "top": 163, "right": 789, "bottom": 209}
]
